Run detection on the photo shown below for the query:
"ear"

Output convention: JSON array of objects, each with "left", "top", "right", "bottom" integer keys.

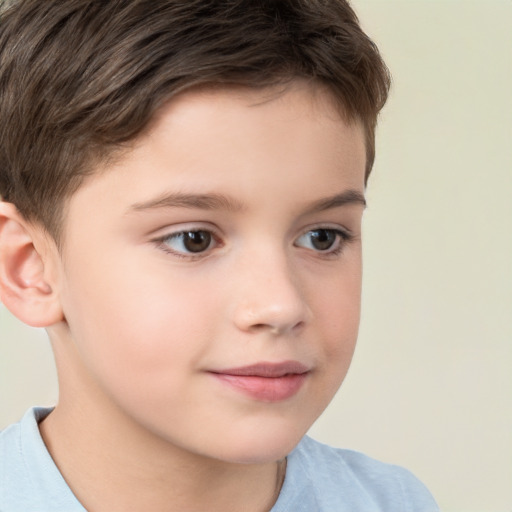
[{"left": 0, "top": 202, "right": 63, "bottom": 327}]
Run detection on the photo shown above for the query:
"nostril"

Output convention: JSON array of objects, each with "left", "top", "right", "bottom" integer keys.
[
  {"left": 250, "top": 323, "right": 279, "bottom": 335},
  {"left": 250, "top": 320, "right": 305, "bottom": 336},
  {"left": 232, "top": 285, "right": 310, "bottom": 335}
]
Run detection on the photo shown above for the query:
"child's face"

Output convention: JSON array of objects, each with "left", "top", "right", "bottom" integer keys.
[{"left": 53, "top": 83, "right": 366, "bottom": 463}]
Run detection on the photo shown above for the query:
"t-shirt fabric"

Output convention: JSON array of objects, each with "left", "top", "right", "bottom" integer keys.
[{"left": 0, "top": 407, "right": 439, "bottom": 511}]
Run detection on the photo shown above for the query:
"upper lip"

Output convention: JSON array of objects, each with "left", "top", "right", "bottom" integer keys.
[{"left": 210, "top": 361, "right": 310, "bottom": 378}]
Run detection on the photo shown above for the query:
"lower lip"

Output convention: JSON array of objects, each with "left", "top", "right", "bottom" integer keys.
[{"left": 211, "top": 372, "right": 308, "bottom": 402}]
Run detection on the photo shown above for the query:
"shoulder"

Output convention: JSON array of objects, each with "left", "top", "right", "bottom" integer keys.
[
  {"left": 1, "top": 411, "right": 29, "bottom": 507},
  {"left": 0, "top": 407, "right": 86, "bottom": 512},
  {"left": 274, "top": 436, "right": 439, "bottom": 512}
]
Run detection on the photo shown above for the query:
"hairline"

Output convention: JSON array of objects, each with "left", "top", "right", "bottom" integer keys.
[{"left": 51, "top": 79, "right": 368, "bottom": 251}]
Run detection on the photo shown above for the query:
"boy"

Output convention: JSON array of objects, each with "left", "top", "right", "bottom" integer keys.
[{"left": 0, "top": 0, "right": 438, "bottom": 510}]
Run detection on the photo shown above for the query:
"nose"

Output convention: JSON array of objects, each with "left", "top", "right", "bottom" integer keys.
[{"left": 231, "top": 251, "right": 310, "bottom": 336}]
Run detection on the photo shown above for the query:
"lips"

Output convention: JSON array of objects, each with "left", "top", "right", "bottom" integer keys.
[{"left": 209, "top": 361, "right": 310, "bottom": 402}]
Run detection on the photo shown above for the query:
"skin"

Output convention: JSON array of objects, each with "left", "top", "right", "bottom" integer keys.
[{"left": 0, "top": 82, "right": 366, "bottom": 511}]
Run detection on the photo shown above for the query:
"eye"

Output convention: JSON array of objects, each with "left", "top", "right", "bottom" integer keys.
[
  {"left": 295, "top": 228, "right": 349, "bottom": 253},
  {"left": 160, "top": 230, "right": 215, "bottom": 255}
]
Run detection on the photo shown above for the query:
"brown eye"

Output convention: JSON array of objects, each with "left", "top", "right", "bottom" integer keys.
[
  {"left": 309, "top": 229, "right": 336, "bottom": 251},
  {"left": 295, "top": 228, "right": 348, "bottom": 253},
  {"left": 182, "top": 231, "right": 212, "bottom": 253},
  {"left": 161, "top": 230, "right": 214, "bottom": 255}
]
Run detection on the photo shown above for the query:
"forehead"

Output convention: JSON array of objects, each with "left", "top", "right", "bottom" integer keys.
[
  {"left": 147, "top": 81, "right": 354, "bottom": 133},
  {"left": 63, "top": 83, "right": 366, "bottom": 233},
  {"left": 126, "top": 82, "right": 364, "bottom": 180}
]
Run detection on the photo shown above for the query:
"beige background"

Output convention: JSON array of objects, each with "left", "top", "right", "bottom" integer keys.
[{"left": 1, "top": 1, "right": 511, "bottom": 511}]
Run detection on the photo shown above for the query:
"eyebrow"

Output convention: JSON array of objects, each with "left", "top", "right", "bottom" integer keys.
[
  {"left": 128, "top": 192, "right": 245, "bottom": 213},
  {"left": 127, "top": 189, "right": 366, "bottom": 214},
  {"left": 304, "top": 189, "right": 366, "bottom": 214}
]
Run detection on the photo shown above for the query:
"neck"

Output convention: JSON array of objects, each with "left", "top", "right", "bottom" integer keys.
[
  {"left": 39, "top": 367, "right": 286, "bottom": 512},
  {"left": 40, "top": 400, "right": 286, "bottom": 512}
]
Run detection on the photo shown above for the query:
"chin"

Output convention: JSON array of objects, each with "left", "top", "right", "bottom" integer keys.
[{"left": 209, "top": 419, "right": 310, "bottom": 465}]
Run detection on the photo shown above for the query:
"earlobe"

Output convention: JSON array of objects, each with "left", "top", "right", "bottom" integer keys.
[{"left": 0, "top": 202, "right": 63, "bottom": 327}]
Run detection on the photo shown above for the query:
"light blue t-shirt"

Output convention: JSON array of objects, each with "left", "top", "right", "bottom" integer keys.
[{"left": 0, "top": 408, "right": 439, "bottom": 511}]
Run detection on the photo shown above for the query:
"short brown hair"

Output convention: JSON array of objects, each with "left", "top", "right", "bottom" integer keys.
[{"left": 0, "top": 0, "right": 390, "bottom": 244}]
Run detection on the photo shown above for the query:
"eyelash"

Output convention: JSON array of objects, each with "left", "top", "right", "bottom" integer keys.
[
  {"left": 155, "top": 229, "right": 222, "bottom": 260},
  {"left": 294, "top": 228, "right": 355, "bottom": 257},
  {"left": 154, "top": 227, "right": 355, "bottom": 260}
]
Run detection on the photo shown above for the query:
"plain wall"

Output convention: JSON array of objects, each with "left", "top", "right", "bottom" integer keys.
[{"left": 1, "top": 1, "right": 511, "bottom": 511}]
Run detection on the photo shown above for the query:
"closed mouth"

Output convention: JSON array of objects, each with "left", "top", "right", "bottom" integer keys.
[
  {"left": 208, "top": 361, "right": 310, "bottom": 402},
  {"left": 211, "top": 361, "right": 310, "bottom": 378}
]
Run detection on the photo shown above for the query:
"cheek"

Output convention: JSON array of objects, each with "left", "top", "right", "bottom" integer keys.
[
  {"left": 316, "top": 264, "right": 362, "bottom": 339},
  {"left": 310, "top": 262, "right": 362, "bottom": 387},
  {"left": 61, "top": 257, "right": 217, "bottom": 396}
]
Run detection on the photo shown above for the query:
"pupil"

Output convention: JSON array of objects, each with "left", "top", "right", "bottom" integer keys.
[
  {"left": 311, "top": 229, "right": 335, "bottom": 251},
  {"left": 184, "top": 231, "right": 211, "bottom": 253}
]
